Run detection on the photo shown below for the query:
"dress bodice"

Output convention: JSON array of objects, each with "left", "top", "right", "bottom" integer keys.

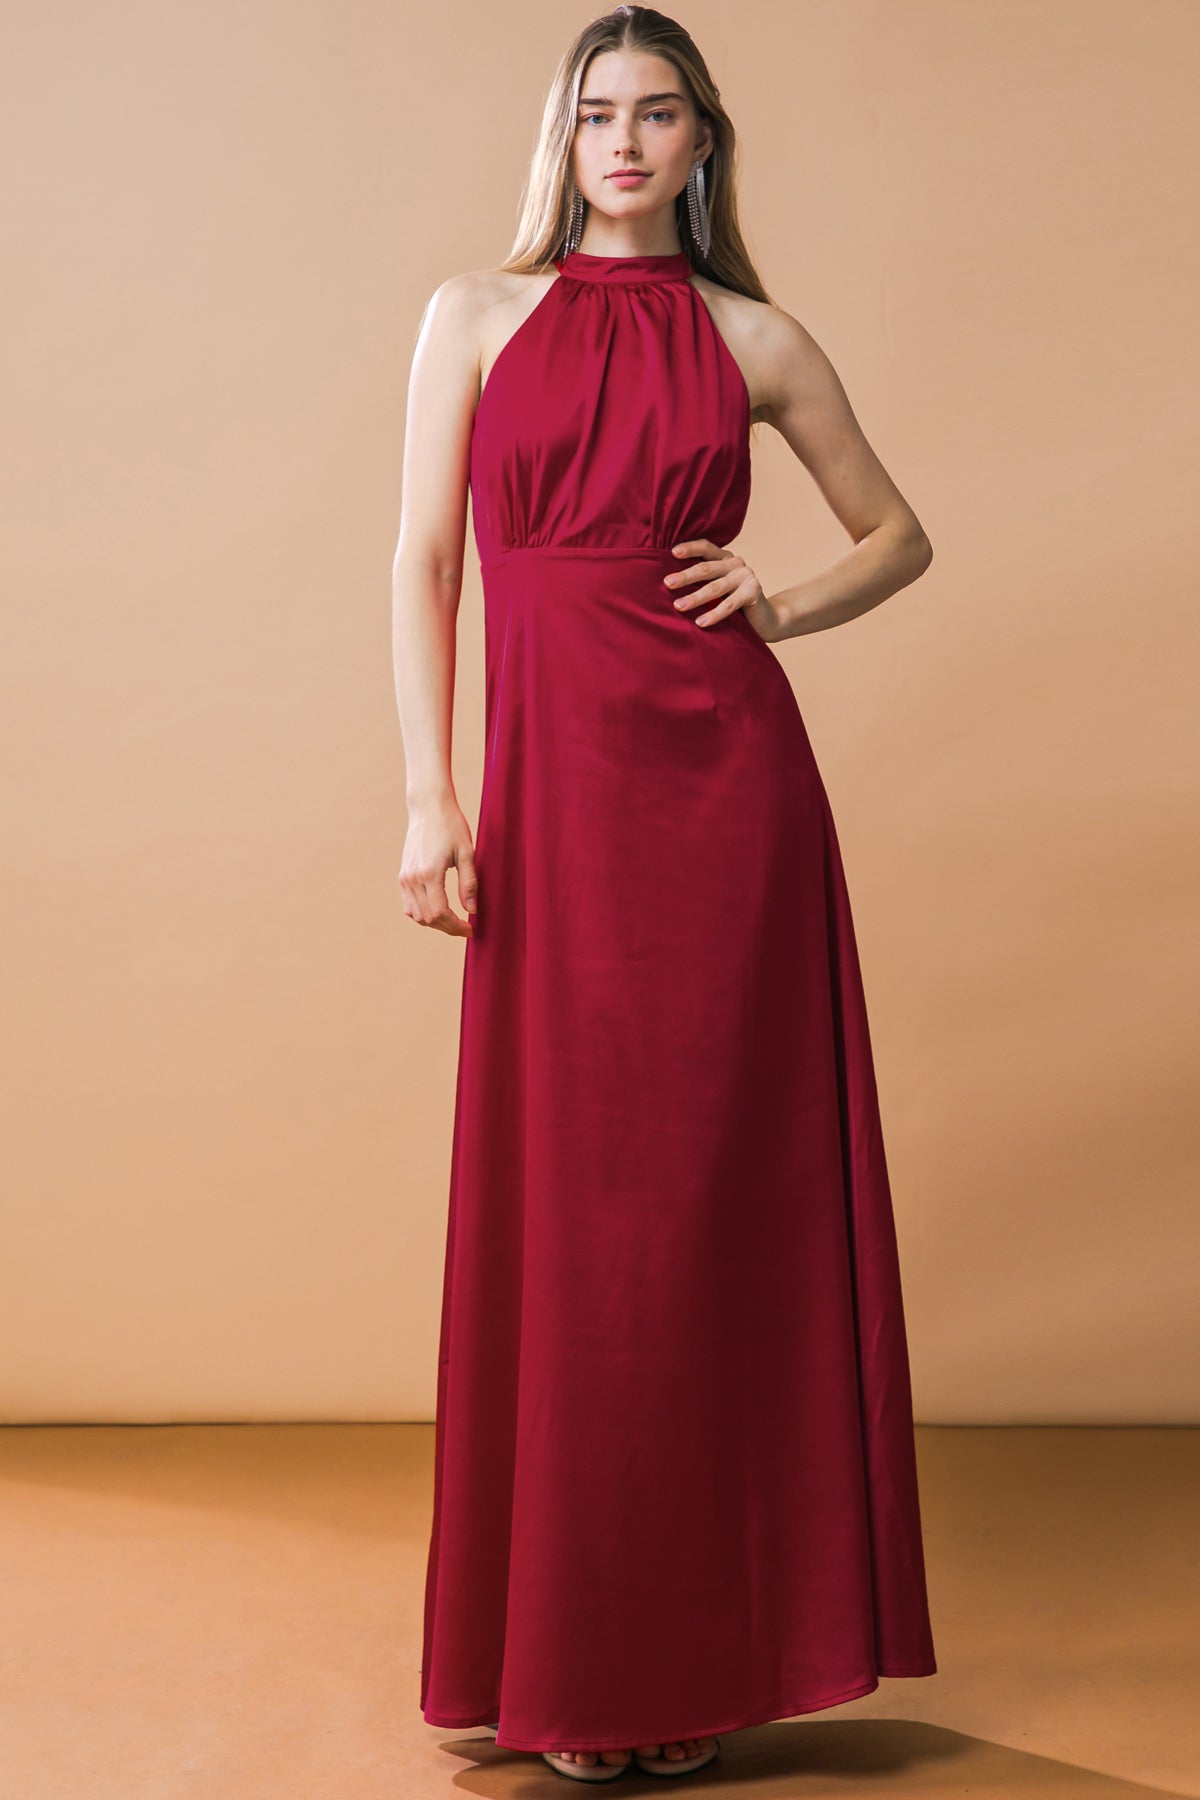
[{"left": 469, "top": 249, "right": 751, "bottom": 565}]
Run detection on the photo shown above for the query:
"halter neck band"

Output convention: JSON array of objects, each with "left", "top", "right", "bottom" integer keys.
[{"left": 554, "top": 250, "right": 693, "bottom": 285}]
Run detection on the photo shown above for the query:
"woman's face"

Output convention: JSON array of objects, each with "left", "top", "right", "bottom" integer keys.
[{"left": 571, "top": 48, "right": 712, "bottom": 234}]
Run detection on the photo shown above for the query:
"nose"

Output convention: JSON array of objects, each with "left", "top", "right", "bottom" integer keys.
[{"left": 613, "top": 120, "right": 641, "bottom": 159}]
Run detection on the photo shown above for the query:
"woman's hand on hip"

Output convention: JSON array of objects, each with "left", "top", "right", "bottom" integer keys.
[{"left": 662, "top": 539, "right": 781, "bottom": 641}]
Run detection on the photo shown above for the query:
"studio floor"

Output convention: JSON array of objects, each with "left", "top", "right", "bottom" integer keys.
[{"left": 0, "top": 1424, "right": 1194, "bottom": 1799}]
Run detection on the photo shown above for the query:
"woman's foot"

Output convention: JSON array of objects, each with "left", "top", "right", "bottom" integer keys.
[
  {"left": 552, "top": 1747, "right": 633, "bottom": 1771},
  {"left": 635, "top": 1736, "right": 717, "bottom": 1763}
]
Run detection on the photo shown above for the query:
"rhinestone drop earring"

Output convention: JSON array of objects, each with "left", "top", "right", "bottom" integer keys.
[
  {"left": 564, "top": 180, "right": 585, "bottom": 256},
  {"left": 685, "top": 158, "right": 711, "bottom": 260}
]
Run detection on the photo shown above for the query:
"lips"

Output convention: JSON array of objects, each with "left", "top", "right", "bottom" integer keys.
[{"left": 608, "top": 171, "right": 649, "bottom": 182}]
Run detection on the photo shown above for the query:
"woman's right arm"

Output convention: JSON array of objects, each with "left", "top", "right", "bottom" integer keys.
[{"left": 391, "top": 273, "right": 484, "bottom": 938}]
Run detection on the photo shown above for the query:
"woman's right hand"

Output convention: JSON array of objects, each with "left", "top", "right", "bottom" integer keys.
[{"left": 399, "top": 798, "right": 478, "bottom": 937}]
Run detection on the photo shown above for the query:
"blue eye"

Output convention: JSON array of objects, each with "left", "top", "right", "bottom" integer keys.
[{"left": 578, "top": 110, "right": 676, "bottom": 126}]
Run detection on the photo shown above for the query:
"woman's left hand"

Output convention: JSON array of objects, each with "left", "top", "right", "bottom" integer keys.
[{"left": 662, "top": 539, "right": 781, "bottom": 642}]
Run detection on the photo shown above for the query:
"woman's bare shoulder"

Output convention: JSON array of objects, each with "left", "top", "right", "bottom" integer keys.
[
  {"left": 417, "top": 266, "right": 557, "bottom": 376},
  {"left": 422, "top": 264, "right": 555, "bottom": 327},
  {"left": 691, "top": 274, "right": 831, "bottom": 424},
  {"left": 435, "top": 266, "right": 563, "bottom": 396}
]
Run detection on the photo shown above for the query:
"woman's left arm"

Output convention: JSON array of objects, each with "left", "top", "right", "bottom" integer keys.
[
  {"left": 754, "top": 307, "right": 933, "bottom": 642},
  {"left": 667, "top": 305, "right": 934, "bottom": 645}
]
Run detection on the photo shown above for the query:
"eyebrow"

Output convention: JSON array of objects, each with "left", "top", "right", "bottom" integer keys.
[{"left": 577, "top": 91, "right": 687, "bottom": 106}]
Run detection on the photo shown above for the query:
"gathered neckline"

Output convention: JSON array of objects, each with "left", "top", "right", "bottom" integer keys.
[{"left": 554, "top": 249, "right": 693, "bottom": 286}]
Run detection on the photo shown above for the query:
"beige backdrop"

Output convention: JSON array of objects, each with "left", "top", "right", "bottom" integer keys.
[{"left": 2, "top": 1, "right": 1195, "bottom": 1424}]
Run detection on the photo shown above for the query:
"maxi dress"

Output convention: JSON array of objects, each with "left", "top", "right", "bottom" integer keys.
[{"left": 418, "top": 247, "right": 937, "bottom": 1755}]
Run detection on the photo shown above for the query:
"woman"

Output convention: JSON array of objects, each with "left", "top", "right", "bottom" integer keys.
[{"left": 393, "top": 4, "right": 938, "bottom": 1784}]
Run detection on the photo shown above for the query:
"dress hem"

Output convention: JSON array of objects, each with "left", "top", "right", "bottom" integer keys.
[{"left": 422, "top": 1662, "right": 939, "bottom": 1752}]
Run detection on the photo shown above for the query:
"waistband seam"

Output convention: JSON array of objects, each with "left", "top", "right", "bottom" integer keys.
[{"left": 480, "top": 544, "right": 684, "bottom": 569}]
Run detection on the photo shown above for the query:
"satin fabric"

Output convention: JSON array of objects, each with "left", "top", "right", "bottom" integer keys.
[{"left": 419, "top": 249, "right": 937, "bottom": 1754}]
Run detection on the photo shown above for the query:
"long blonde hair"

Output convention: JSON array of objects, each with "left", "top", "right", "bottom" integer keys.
[{"left": 502, "top": 5, "right": 773, "bottom": 304}]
